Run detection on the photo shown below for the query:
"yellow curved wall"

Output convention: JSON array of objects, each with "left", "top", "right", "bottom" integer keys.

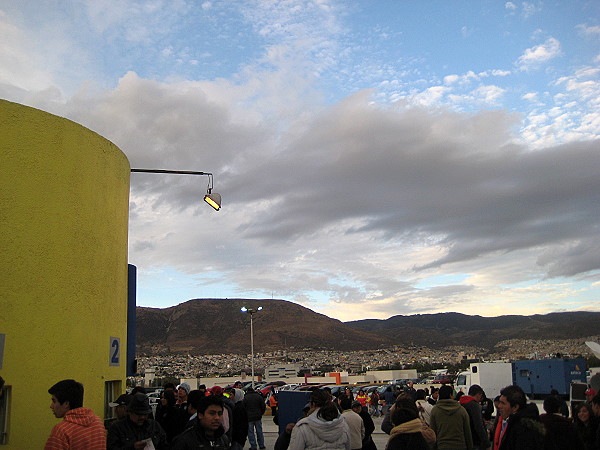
[{"left": 0, "top": 100, "right": 130, "bottom": 448}]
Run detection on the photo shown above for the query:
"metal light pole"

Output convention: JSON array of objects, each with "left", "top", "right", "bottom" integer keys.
[
  {"left": 130, "top": 168, "right": 222, "bottom": 210},
  {"left": 241, "top": 306, "right": 262, "bottom": 389}
]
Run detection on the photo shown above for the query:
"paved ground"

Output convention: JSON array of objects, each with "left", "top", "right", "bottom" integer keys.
[{"left": 259, "top": 414, "right": 388, "bottom": 449}]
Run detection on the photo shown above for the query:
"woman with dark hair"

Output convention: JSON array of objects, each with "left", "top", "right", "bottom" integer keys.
[
  {"left": 344, "top": 387, "right": 354, "bottom": 401},
  {"left": 386, "top": 407, "right": 430, "bottom": 450},
  {"left": 156, "top": 389, "right": 185, "bottom": 443},
  {"left": 382, "top": 394, "right": 436, "bottom": 446},
  {"left": 288, "top": 389, "right": 351, "bottom": 450},
  {"left": 415, "top": 389, "right": 433, "bottom": 426},
  {"left": 573, "top": 403, "right": 599, "bottom": 450},
  {"left": 382, "top": 395, "right": 420, "bottom": 434}
]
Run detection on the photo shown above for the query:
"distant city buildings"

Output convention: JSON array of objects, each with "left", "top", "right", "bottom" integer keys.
[
  {"left": 264, "top": 364, "right": 302, "bottom": 379},
  {"left": 135, "top": 336, "right": 599, "bottom": 381}
]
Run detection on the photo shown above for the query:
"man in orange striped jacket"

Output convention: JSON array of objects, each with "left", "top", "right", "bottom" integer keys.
[{"left": 45, "top": 379, "right": 106, "bottom": 450}]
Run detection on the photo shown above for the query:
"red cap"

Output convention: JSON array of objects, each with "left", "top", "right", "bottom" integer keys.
[{"left": 210, "top": 385, "right": 224, "bottom": 396}]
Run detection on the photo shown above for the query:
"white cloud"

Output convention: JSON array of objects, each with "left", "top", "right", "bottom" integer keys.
[
  {"left": 489, "top": 69, "right": 511, "bottom": 77},
  {"left": 576, "top": 24, "right": 600, "bottom": 36},
  {"left": 443, "top": 71, "right": 479, "bottom": 85},
  {"left": 411, "top": 85, "right": 450, "bottom": 105},
  {"left": 516, "top": 37, "right": 561, "bottom": 70},
  {"left": 443, "top": 74, "right": 460, "bottom": 85},
  {"left": 473, "top": 85, "right": 506, "bottom": 105},
  {"left": 505, "top": 2, "right": 517, "bottom": 11},
  {"left": 522, "top": 2, "right": 541, "bottom": 19},
  {"left": 0, "top": 11, "right": 56, "bottom": 91},
  {"left": 522, "top": 92, "right": 538, "bottom": 101},
  {"left": 461, "top": 26, "right": 474, "bottom": 38},
  {"left": 554, "top": 67, "right": 600, "bottom": 107}
]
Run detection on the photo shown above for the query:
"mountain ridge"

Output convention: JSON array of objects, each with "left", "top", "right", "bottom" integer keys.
[{"left": 135, "top": 299, "right": 600, "bottom": 354}]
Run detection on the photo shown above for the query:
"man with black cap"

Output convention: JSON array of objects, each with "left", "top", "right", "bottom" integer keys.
[
  {"left": 110, "top": 394, "right": 133, "bottom": 421},
  {"left": 107, "top": 392, "right": 167, "bottom": 449}
]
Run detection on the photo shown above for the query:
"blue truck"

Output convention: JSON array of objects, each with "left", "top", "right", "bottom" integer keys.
[{"left": 512, "top": 357, "right": 587, "bottom": 398}]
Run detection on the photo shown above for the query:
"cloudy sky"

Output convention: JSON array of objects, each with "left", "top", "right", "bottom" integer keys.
[{"left": 2, "top": 1, "right": 599, "bottom": 321}]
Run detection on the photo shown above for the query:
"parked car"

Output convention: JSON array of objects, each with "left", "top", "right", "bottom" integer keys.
[
  {"left": 243, "top": 382, "right": 266, "bottom": 392},
  {"left": 327, "top": 385, "right": 348, "bottom": 396},
  {"left": 377, "top": 384, "right": 402, "bottom": 395},
  {"left": 296, "top": 383, "right": 329, "bottom": 391},
  {"left": 420, "top": 376, "right": 436, "bottom": 384},
  {"left": 352, "top": 384, "right": 374, "bottom": 394},
  {"left": 431, "top": 374, "right": 455, "bottom": 385},
  {"left": 259, "top": 382, "right": 286, "bottom": 396}
]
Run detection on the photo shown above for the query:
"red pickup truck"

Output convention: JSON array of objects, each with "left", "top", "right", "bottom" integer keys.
[{"left": 431, "top": 374, "right": 455, "bottom": 385}]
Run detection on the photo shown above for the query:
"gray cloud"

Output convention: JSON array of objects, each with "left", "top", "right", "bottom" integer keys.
[
  {"left": 7, "top": 73, "right": 598, "bottom": 310},
  {"left": 2, "top": 1, "right": 599, "bottom": 319}
]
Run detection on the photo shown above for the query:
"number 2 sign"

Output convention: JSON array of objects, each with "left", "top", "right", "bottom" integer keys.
[{"left": 109, "top": 337, "right": 120, "bottom": 366}]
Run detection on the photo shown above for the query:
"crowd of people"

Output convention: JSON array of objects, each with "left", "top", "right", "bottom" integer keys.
[
  {"left": 276, "top": 381, "right": 600, "bottom": 450},
  {"left": 42, "top": 377, "right": 600, "bottom": 449},
  {"left": 43, "top": 379, "right": 268, "bottom": 449}
]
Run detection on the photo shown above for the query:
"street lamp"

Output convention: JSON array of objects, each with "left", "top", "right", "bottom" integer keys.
[
  {"left": 241, "top": 306, "right": 263, "bottom": 389},
  {"left": 130, "top": 168, "right": 221, "bottom": 210}
]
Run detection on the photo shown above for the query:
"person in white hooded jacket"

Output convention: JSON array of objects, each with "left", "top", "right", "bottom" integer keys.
[
  {"left": 415, "top": 389, "right": 433, "bottom": 426},
  {"left": 288, "top": 389, "right": 351, "bottom": 450}
]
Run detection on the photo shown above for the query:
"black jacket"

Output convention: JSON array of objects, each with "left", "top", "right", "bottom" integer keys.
[
  {"left": 107, "top": 416, "right": 168, "bottom": 450},
  {"left": 171, "top": 420, "right": 230, "bottom": 450},
  {"left": 498, "top": 404, "right": 545, "bottom": 450},
  {"left": 460, "top": 395, "right": 491, "bottom": 449},
  {"left": 156, "top": 404, "right": 187, "bottom": 443},
  {"left": 387, "top": 432, "right": 429, "bottom": 450},
  {"left": 540, "top": 413, "right": 584, "bottom": 450},
  {"left": 231, "top": 399, "right": 249, "bottom": 445},
  {"left": 358, "top": 409, "right": 376, "bottom": 450},
  {"left": 243, "top": 390, "right": 266, "bottom": 422},
  {"left": 574, "top": 415, "right": 599, "bottom": 450}
]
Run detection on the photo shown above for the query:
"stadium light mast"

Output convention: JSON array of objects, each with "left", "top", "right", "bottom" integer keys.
[{"left": 241, "top": 306, "right": 263, "bottom": 389}]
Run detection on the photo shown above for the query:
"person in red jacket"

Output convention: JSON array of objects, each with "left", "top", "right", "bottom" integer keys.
[
  {"left": 45, "top": 379, "right": 106, "bottom": 450},
  {"left": 355, "top": 389, "right": 369, "bottom": 412}
]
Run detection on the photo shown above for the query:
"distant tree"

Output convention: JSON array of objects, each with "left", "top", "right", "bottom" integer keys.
[
  {"left": 406, "top": 361, "right": 436, "bottom": 373},
  {"left": 152, "top": 376, "right": 180, "bottom": 387},
  {"left": 445, "top": 360, "right": 469, "bottom": 374}
]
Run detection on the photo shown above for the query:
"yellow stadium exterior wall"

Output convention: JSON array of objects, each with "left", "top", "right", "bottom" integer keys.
[{"left": 0, "top": 100, "right": 130, "bottom": 448}]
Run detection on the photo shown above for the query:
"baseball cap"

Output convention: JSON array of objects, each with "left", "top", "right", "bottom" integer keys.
[
  {"left": 109, "top": 393, "right": 132, "bottom": 408},
  {"left": 210, "top": 385, "right": 224, "bottom": 396}
]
